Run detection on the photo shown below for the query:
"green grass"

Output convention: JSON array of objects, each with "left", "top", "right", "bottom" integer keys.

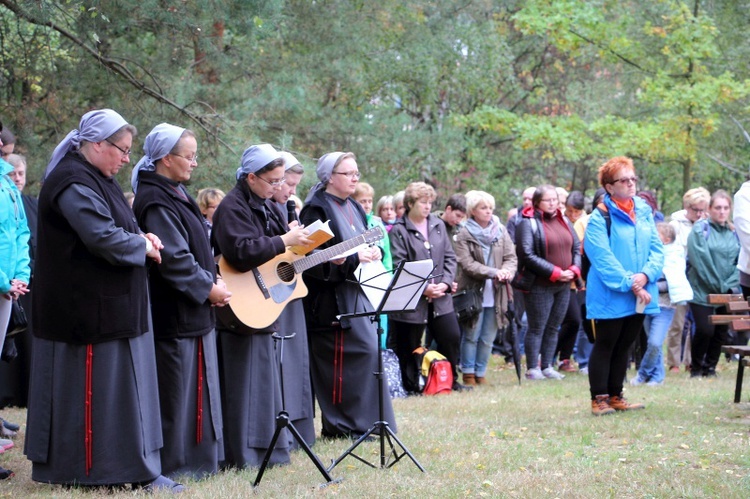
[{"left": 2, "top": 358, "right": 750, "bottom": 497}]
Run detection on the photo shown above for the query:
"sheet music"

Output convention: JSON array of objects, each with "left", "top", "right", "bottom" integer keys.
[
  {"left": 355, "top": 261, "right": 391, "bottom": 309},
  {"left": 355, "top": 259, "right": 433, "bottom": 313}
]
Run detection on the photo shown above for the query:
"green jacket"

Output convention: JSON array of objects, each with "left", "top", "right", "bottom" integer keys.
[
  {"left": 687, "top": 219, "right": 740, "bottom": 307},
  {"left": 366, "top": 213, "right": 392, "bottom": 270}
]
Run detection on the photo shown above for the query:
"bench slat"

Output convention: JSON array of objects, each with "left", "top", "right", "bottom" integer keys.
[
  {"left": 727, "top": 301, "right": 750, "bottom": 312},
  {"left": 708, "top": 294, "right": 745, "bottom": 304},
  {"left": 721, "top": 345, "right": 750, "bottom": 355},
  {"left": 732, "top": 319, "right": 750, "bottom": 331},
  {"left": 709, "top": 314, "right": 748, "bottom": 325}
]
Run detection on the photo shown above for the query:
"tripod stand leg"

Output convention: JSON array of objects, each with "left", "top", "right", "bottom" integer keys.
[
  {"left": 286, "top": 422, "right": 339, "bottom": 484},
  {"left": 254, "top": 412, "right": 340, "bottom": 487},
  {"left": 253, "top": 416, "right": 286, "bottom": 487},
  {"left": 327, "top": 420, "right": 425, "bottom": 472}
]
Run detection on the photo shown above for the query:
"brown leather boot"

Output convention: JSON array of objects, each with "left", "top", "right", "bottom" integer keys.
[
  {"left": 591, "top": 395, "right": 615, "bottom": 416},
  {"left": 462, "top": 373, "right": 476, "bottom": 386},
  {"left": 475, "top": 376, "right": 487, "bottom": 385},
  {"left": 609, "top": 394, "right": 645, "bottom": 411}
]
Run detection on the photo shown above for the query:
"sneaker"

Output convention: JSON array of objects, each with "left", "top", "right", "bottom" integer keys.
[
  {"left": 558, "top": 359, "right": 577, "bottom": 372},
  {"left": 542, "top": 367, "right": 565, "bottom": 379},
  {"left": 609, "top": 394, "right": 645, "bottom": 411},
  {"left": 646, "top": 380, "right": 664, "bottom": 386},
  {"left": 0, "top": 426, "right": 16, "bottom": 439},
  {"left": 579, "top": 366, "right": 588, "bottom": 375},
  {"left": 0, "top": 418, "right": 19, "bottom": 432},
  {"left": 0, "top": 438, "right": 13, "bottom": 451},
  {"left": 591, "top": 395, "right": 615, "bottom": 416},
  {"left": 525, "top": 368, "right": 545, "bottom": 380},
  {"left": 629, "top": 375, "right": 646, "bottom": 386},
  {"left": 669, "top": 366, "right": 680, "bottom": 373}
]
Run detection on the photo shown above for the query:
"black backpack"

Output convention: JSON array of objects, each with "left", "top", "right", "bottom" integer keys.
[{"left": 581, "top": 204, "right": 611, "bottom": 281}]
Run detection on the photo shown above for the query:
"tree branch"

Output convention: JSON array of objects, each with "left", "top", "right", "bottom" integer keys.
[
  {"left": 706, "top": 153, "right": 747, "bottom": 176},
  {"left": 0, "top": 0, "right": 236, "bottom": 153}
]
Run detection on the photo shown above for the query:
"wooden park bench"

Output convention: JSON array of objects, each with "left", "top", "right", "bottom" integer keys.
[{"left": 709, "top": 294, "right": 750, "bottom": 403}]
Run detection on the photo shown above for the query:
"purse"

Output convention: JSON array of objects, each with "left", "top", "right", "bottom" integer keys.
[
  {"left": 6, "top": 300, "right": 28, "bottom": 337},
  {"left": 452, "top": 288, "right": 482, "bottom": 323}
]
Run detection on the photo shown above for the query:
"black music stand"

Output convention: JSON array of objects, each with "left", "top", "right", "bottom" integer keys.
[
  {"left": 254, "top": 333, "right": 340, "bottom": 488},
  {"left": 326, "top": 259, "right": 434, "bottom": 472}
]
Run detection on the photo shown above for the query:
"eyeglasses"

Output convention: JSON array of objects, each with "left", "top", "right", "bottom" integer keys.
[
  {"left": 688, "top": 205, "right": 706, "bottom": 214},
  {"left": 105, "top": 139, "right": 131, "bottom": 158},
  {"left": 333, "top": 171, "right": 361, "bottom": 179},
  {"left": 611, "top": 176, "right": 638, "bottom": 185},
  {"left": 256, "top": 174, "right": 286, "bottom": 187},
  {"left": 172, "top": 153, "right": 198, "bottom": 164}
]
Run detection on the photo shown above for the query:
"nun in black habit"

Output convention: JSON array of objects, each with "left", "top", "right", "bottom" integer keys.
[
  {"left": 300, "top": 152, "right": 397, "bottom": 439},
  {"left": 132, "top": 123, "right": 231, "bottom": 479},
  {"left": 25, "top": 109, "right": 181, "bottom": 491},
  {"left": 211, "top": 144, "right": 312, "bottom": 468}
]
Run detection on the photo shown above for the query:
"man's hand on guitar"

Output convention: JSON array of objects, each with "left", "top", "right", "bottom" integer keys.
[{"left": 281, "top": 225, "right": 311, "bottom": 248}]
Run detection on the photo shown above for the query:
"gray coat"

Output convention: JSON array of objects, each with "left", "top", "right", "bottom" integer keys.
[
  {"left": 389, "top": 214, "right": 456, "bottom": 323},
  {"left": 454, "top": 225, "right": 517, "bottom": 329}
]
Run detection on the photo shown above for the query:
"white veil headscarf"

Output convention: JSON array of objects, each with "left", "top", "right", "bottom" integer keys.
[
  {"left": 45, "top": 109, "right": 129, "bottom": 179},
  {"left": 130, "top": 123, "right": 186, "bottom": 192}
]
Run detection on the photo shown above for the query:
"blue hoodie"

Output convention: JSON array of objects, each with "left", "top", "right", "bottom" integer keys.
[
  {"left": 585, "top": 194, "right": 664, "bottom": 319},
  {"left": 0, "top": 158, "right": 31, "bottom": 293}
]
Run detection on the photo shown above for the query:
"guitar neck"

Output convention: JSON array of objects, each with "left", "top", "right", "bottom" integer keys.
[{"left": 292, "top": 233, "right": 369, "bottom": 273}]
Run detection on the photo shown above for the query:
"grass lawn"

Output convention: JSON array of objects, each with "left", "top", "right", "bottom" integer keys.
[{"left": 1, "top": 356, "right": 750, "bottom": 497}]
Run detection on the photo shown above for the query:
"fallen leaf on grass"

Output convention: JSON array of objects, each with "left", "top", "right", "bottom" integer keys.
[{"left": 679, "top": 444, "right": 690, "bottom": 449}]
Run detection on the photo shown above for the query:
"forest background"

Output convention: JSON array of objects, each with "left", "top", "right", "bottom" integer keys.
[{"left": 1, "top": 0, "right": 750, "bottom": 214}]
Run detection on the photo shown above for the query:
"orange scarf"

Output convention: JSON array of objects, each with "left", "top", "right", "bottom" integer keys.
[{"left": 613, "top": 197, "right": 636, "bottom": 222}]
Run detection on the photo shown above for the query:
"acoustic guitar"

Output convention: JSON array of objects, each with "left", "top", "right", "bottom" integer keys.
[{"left": 218, "top": 226, "right": 384, "bottom": 330}]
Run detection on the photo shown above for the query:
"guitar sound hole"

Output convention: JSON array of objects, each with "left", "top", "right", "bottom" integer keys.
[{"left": 277, "top": 262, "right": 295, "bottom": 283}]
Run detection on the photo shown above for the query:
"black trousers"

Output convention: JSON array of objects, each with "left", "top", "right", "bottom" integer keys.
[
  {"left": 391, "top": 306, "right": 461, "bottom": 392},
  {"left": 588, "top": 314, "right": 644, "bottom": 399},
  {"left": 689, "top": 303, "right": 728, "bottom": 375},
  {"left": 556, "top": 289, "right": 582, "bottom": 361}
]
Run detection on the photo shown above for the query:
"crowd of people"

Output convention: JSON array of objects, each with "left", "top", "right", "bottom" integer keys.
[{"left": 0, "top": 107, "right": 748, "bottom": 485}]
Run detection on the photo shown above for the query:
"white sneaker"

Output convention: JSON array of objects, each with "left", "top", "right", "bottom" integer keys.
[
  {"left": 579, "top": 366, "right": 588, "bottom": 375},
  {"left": 525, "top": 368, "right": 545, "bottom": 380},
  {"left": 542, "top": 367, "right": 565, "bottom": 379},
  {"left": 630, "top": 375, "right": 646, "bottom": 386},
  {"left": 0, "top": 438, "right": 13, "bottom": 451},
  {"left": 646, "top": 380, "right": 664, "bottom": 386}
]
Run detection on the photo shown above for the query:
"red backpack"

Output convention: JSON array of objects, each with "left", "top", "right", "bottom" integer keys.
[{"left": 412, "top": 347, "right": 453, "bottom": 395}]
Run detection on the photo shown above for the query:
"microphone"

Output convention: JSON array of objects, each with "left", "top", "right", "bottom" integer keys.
[{"left": 286, "top": 199, "right": 299, "bottom": 224}]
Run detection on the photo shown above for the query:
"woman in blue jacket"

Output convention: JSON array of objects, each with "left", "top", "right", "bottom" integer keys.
[{"left": 585, "top": 156, "right": 663, "bottom": 416}]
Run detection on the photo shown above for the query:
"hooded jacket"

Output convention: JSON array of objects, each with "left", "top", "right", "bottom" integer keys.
[
  {"left": 0, "top": 158, "right": 30, "bottom": 294},
  {"left": 687, "top": 219, "right": 740, "bottom": 307},
  {"left": 585, "top": 194, "right": 664, "bottom": 319}
]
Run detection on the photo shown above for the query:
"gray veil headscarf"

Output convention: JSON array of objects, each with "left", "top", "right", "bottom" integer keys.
[
  {"left": 235, "top": 143, "right": 282, "bottom": 181},
  {"left": 131, "top": 123, "right": 186, "bottom": 192},
  {"left": 304, "top": 151, "right": 346, "bottom": 203},
  {"left": 45, "top": 108, "right": 129, "bottom": 179}
]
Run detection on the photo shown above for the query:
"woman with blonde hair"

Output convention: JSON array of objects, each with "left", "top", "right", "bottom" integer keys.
[{"left": 454, "top": 190, "right": 516, "bottom": 385}]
